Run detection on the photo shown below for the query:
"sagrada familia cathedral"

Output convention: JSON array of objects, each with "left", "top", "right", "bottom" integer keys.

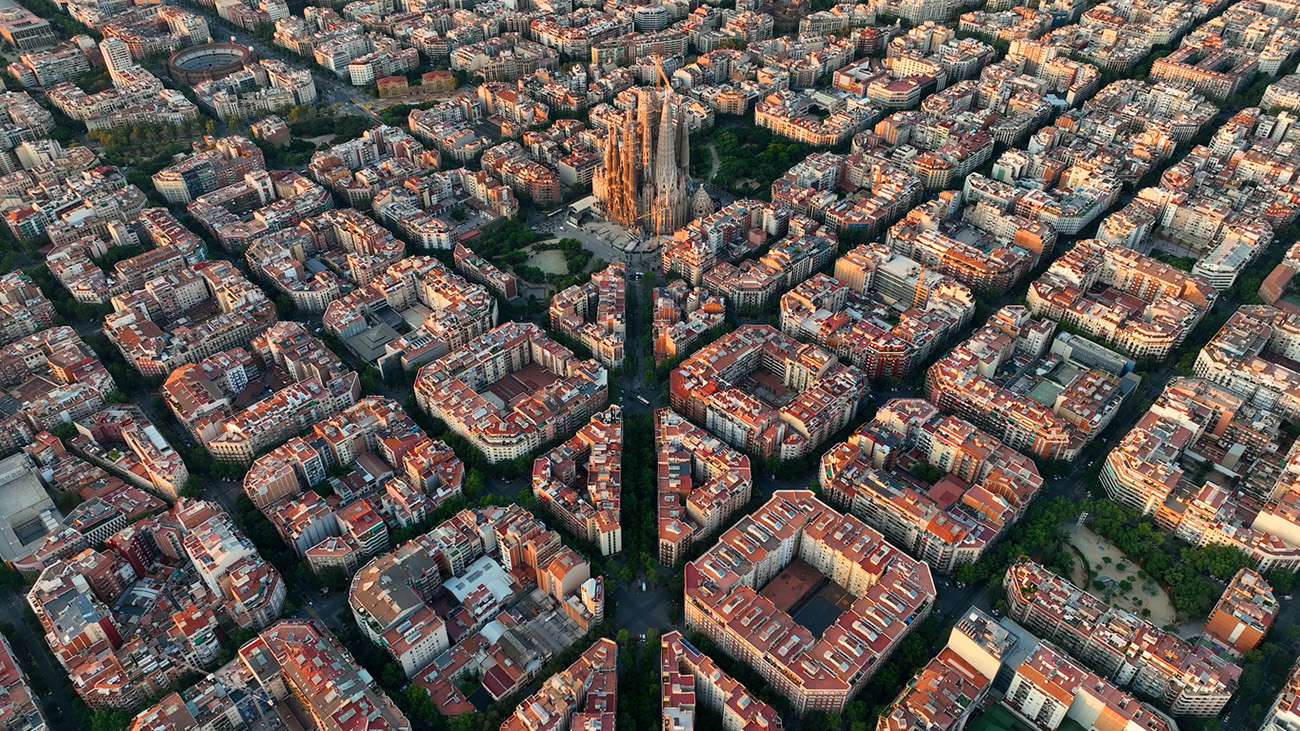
[{"left": 594, "top": 88, "right": 692, "bottom": 235}]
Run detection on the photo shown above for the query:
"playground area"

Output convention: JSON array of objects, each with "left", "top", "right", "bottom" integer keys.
[
  {"left": 526, "top": 248, "right": 568, "bottom": 275},
  {"left": 1068, "top": 526, "right": 1176, "bottom": 628}
]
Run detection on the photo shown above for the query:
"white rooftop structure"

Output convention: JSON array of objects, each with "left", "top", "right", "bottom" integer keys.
[
  {"left": 0, "top": 453, "right": 57, "bottom": 563},
  {"left": 444, "top": 554, "right": 514, "bottom": 605}
]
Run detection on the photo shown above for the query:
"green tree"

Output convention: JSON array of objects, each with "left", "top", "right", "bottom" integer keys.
[
  {"left": 465, "top": 469, "right": 485, "bottom": 500},
  {"left": 317, "top": 566, "right": 348, "bottom": 591},
  {"left": 56, "top": 491, "right": 85, "bottom": 514},
  {"left": 0, "top": 563, "right": 24, "bottom": 588},
  {"left": 89, "top": 710, "right": 133, "bottom": 731},
  {"left": 275, "top": 294, "right": 296, "bottom": 317},
  {"left": 515, "top": 485, "right": 536, "bottom": 510},
  {"left": 404, "top": 685, "right": 443, "bottom": 726},
  {"left": 452, "top": 711, "right": 480, "bottom": 731}
]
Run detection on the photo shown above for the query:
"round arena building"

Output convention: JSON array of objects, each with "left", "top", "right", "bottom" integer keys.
[{"left": 167, "top": 43, "right": 254, "bottom": 85}]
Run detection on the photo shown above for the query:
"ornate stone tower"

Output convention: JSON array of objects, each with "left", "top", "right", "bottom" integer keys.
[
  {"left": 691, "top": 185, "right": 715, "bottom": 220},
  {"left": 594, "top": 90, "right": 692, "bottom": 234}
]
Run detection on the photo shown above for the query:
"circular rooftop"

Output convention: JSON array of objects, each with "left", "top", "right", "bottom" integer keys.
[{"left": 167, "top": 43, "right": 254, "bottom": 85}]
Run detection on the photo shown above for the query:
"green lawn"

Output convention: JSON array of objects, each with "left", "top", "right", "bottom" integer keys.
[{"left": 966, "top": 705, "right": 1036, "bottom": 731}]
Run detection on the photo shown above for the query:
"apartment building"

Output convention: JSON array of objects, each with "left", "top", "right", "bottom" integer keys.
[
  {"left": 245, "top": 394, "right": 460, "bottom": 508},
  {"left": 887, "top": 194, "right": 1055, "bottom": 293},
  {"left": 95, "top": 6, "right": 209, "bottom": 58},
  {"left": 1204, "top": 568, "right": 1277, "bottom": 654},
  {"left": 183, "top": 508, "right": 287, "bottom": 629},
  {"left": 453, "top": 243, "right": 518, "bottom": 300},
  {"left": 70, "top": 406, "right": 188, "bottom": 501},
  {"left": 239, "top": 621, "right": 411, "bottom": 730},
  {"left": 0, "top": 0, "right": 56, "bottom": 50},
  {"left": 0, "top": 271, "right": 55, "bottom": 345},
  {"left": 46, "top": 207, "right": 207, "bottom": 306},
  {"left": 323, "top": 254, "right": 497, "bottom": 372},
  {"left": 1003, "top": 643, "right": 1176, "bottom": 731},
  {"left": 451, "top": 34, "right": 559, "bottom": 82},
  {"left": 959, "top": 6, "right": 1052, "bottom": 41},
  {"left": 351, "top": 504, "right": 599, "bottom": 680},
  {"left": 661, "top": 630, "right": 782, "bottom": 731},
  {"left": 348, "top": 533, "right": 452, "bottom": 676},
  {"left": 500, "top": 639, "right": 616, "bottom": 731},
  {"left": 1265, "top": 659, "right": 1300, "bottom": 731},
  {"left": 659, "top": 200, "right": 766, "bottom": 286},
  {"left": 6, "top": 166, "right": 148, "bottom": 244},
  {"left": 150, "top": 135, "right": 266, "bottom": 204},
  {"left": 0, "top": 632, "right": 45, "bottom": 731},
  {"left": 987, "top": 78, "right": 1216, "bottom": 193},
  {"left": 1004, "top": 560, "right": 1240, "bottom": 716},
  {"left": 0, "top": 90, "right": 54, "bottom": 172},
  {"left": 186, "top": 169, "right": 333, "bottom": 251},
  {"left": 781, "top": 245, "right": 975, "bottom": 379},
  {"left": 104, "top": 260, "right": 278, "bottom": 377},
  {"left": 308, "top": 125, "right": 437, "bottom": 206},
  {"left": 821, "top": 399, "right": 1043, "bottom": 574},
  {"left": 191, "top": 56, "right": 313, "bottom": 119},
  {"left": 1263, "top": 72, "right": 1300, "bottom": 112},
  {"left": 414, "top": 322, "right": 607, "bottom": 463},
  {"left": 533, "top": 405, "right": 623, "bottom": 556},
  {"left": 551, "top": 262, "right": 627, "bottom": 369},
  {"left": 1102, "top": 374, "right": 1300, "bottom": 571},
  {"left": 157, "top": 322, "right": 358, "bottom": 464},
  {"left": 480, "top": 140, "right": 564, "bottom": 205},
  {"left": 1151, "top": 43, "right": 1256, "bottom": 100},
  {"left": 684, "top": 490, "right": 936, "bottom": 714},
  {"left": 204, "top": 372, "right": 360, "bottom": 464},
  {"left": 887, "top": 607, "right": 1174, "bottom": 731},
  {"left": 701, "top": 215, "right": 839, "bottom": 313},
  {"left": 7, "top": 38, "right": 92, "bottom": 88},
  {"left": 877, "top": 648, "right": 988, "bottom": 731},
  {"left": 47, "top": 66, "right": 198, "bottom": 132},
  {"left": 755, "top": 89, "right": 875, "bottom": 146},
  {"left": 1193, "top": 306, "right": 1300, "bottom": 422},
  {"left": 769, "top": 152, "right": 925, "bottom": 245},
  {"left": 1027, "top": 239, "right": 1216, "bottom": 360},
  {"left": 655, "top": 409, "right": 752, "bottom": 566},
  {"left": 652, "top": 281, "right": 725, "bottom": 366},
  {"left": 926, "top": 306, "right": 1136, "bottom": 460},
  {"left": 670, "top": 324, "right": 869, "bottom": 460},
  {"left": 0, "top": 327, "right": 115, "bottom": 454},
  {"left": 26, "top": 499, "right": 283, "bottom": 709}
]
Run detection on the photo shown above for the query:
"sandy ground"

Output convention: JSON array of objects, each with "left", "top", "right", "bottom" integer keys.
[
  {"left": 527, "top": 249, "right": 568, "bottom": 275},
  {"left": 1069, "top": 526, "right": 1178, "bottom": 628}
]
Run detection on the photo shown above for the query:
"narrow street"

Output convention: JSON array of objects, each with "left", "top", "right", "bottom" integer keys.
[{"left": 0, "top": 590, "right": 82, "bottom": 724}]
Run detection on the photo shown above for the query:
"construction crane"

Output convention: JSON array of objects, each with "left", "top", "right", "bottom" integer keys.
[
  {"left": 913, "top": 263, "right": 926, "bottom": 309},
  {"left": 638, "top": 208, "right": 664, "bottom": 241},
  {"left": 653, "top": 54, "right": 672, "bottom": 92}
]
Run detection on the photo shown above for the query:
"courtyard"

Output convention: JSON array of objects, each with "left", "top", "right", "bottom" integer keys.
[{"left": 757, "top": 558, "right": 856, "bottom": 638}]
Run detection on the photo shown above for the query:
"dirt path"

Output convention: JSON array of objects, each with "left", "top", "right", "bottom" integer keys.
[{"left": 707, "top": 142, "right": 720, "bottom": 180}]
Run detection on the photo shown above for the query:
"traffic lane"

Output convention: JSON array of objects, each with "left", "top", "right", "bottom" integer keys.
[
  {"left": 0, "top": 589, "right": 84, "bottom": 724},
  {"left": 613, "top": 580, "right": 672, "bottom": 635}
]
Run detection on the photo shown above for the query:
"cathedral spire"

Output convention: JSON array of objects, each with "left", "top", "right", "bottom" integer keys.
[{"left": 596, "top": 89, "right": 691, "bottom": 234}]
